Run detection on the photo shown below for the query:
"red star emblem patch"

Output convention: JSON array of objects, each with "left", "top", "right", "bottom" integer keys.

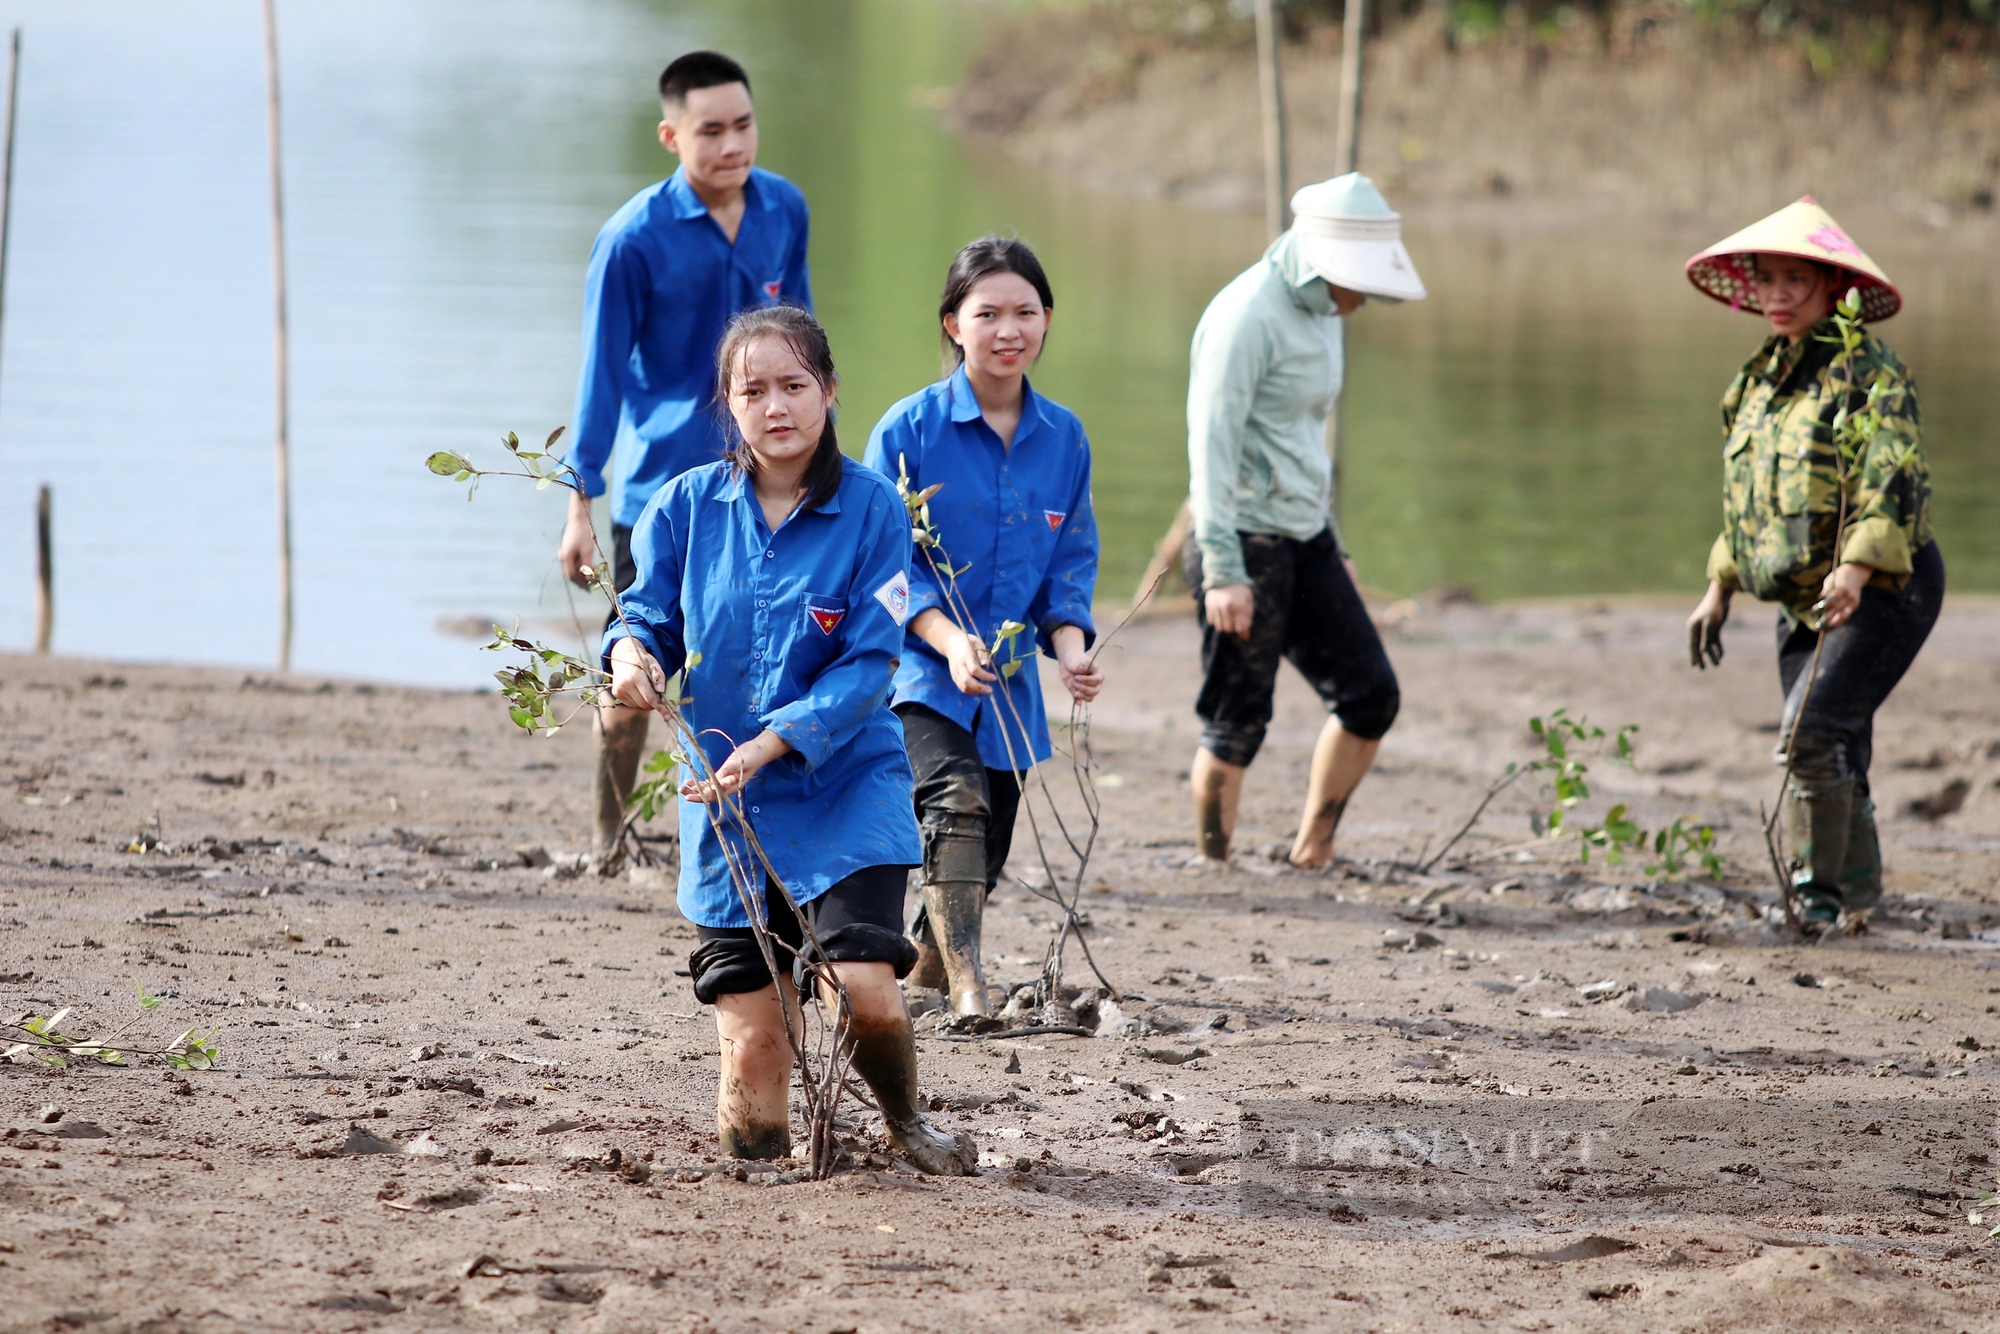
[
  {"left": 1043, "top": 510, "right": 1066, "bottom": 532},
  {"left": 764, "top": 280, "right": 782, "bottom": 299},
  {"left": 808, "top": 606, "right": 844, "bottom": 635}
]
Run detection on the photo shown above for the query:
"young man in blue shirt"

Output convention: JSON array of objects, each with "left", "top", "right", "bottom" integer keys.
[{"left": 555, "top": 50, "right": 813, "bottom": 864}]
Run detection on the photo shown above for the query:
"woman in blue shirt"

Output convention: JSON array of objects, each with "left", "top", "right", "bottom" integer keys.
[
  {"left": 863, "top": 238, "right": 1102, "bottom": 1018},
  {"left": 607, "top": 306, "right": 972, "bottom": 1174}
]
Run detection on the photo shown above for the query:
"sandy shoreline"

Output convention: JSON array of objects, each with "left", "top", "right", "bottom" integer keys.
[{"left": 2, "top": 596, "right": 1997, "bottom": 1331}]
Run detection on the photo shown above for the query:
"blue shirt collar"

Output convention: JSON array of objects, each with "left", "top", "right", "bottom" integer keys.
[
  {"left": 664, "top": 165, "right": 764, "bottom": 224},
  {"left": 945, "top": 364, "right": 1045, "bottom": 445},
  {"left": 714, "top": 459, "right": 843, "bottom": 515}
]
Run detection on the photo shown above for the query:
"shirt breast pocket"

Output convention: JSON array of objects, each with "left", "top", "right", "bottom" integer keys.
[
  {"left": 790, "top": 592, "right": 849, "bottom": 681},
  {"left": 1773, "top": 431, "right": 1834, "bottom": 518}
]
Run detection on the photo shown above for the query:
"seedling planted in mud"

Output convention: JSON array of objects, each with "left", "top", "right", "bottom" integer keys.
[
  {"left": 895, "top": 453, "right": 1149, "bottom": 1016},
  {"left": 1419, "top": 709, "right": 1724, "bottom": 879},
  {"left": 3, "top": 981, "right": 223, "bottom": 1070}
]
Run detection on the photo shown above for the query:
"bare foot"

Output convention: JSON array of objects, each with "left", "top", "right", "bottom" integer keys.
[{"left": 883, "top": 1115, "right": 977, "bottom": 1176}]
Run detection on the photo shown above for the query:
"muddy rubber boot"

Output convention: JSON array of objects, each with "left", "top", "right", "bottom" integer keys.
[
  {"left": 905, "top": 915, "right": 947, "bottom": 993},
  {"left": 919, "top": 811, "right": 992, "bottom": 1016},
  {"left": 923, "top": 878, "right": 990, "bottom": 1017},
  {"left": 1838, "top": 795, "right": 1883, "bottom": 918},
  {"left": 845, "top": 1008, "right": 977, "bottom": 1176},
  {"left": 592, "top": 711, "right": 649, "bottom": 864},
  {"left": 1784, "top": 778, "right": 1854, "bottom": 928}
]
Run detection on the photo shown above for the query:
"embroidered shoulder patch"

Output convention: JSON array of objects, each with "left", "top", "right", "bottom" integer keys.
[
  {"left": 808, "top": 605, "right": 845, "bottom": 635},
  {"left": 1043, "top": 510, "right": 1066, "bottom": 532},
  {"left": 873, "top": 570, "right": 911, "bottom": 626}
]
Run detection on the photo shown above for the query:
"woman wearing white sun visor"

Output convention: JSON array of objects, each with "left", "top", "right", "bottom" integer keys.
[{"left": 1183, "top": 173, "right": 1424, "bottom": 873}]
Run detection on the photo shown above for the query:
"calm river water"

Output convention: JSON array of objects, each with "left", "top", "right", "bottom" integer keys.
[{"left": 0, "top": 0, "right": 1993, "bottom": 684}]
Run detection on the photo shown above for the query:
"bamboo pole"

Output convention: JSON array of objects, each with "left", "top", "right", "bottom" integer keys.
[
  {"left": 1252, "top": 0, "right": 1287, "bottom": 242},
  {"left": 33, "top": 484, "right": 50, "bottom": 653},
  {"left": 1, "top": 29, "right": 19, "bottom": 424},
  {"left": 1334, "top": 0, "right": 1366, "bottom": 175},
  {"left": 261, "top": 0, "right": 294, "bottom": 673},
  {"left": 1329, "top": 0, "right": 1367, "bottom": 544},
  {"left": 2, "top": 30, "right": 31, "bottom": 653}
]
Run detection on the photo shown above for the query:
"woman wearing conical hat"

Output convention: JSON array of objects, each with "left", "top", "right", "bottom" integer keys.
[{"left": 1683, "top": 196, "right": 1942, "bottom": 931}]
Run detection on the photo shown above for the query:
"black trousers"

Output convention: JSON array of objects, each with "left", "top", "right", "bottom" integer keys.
[
  {"left": 1184, "top": 527, "right": 1400, "bottom": 767},
  {"left": 686, "top": 866, "right": 917, "bottom": 1005},
  {"left": 1777, "top": 542, "right": 1944, "bottom": 793}
]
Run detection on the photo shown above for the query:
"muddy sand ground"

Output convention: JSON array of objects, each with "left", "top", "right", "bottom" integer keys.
[{"left": 3, "top": 595, "right": 1998, "bottom": 1333}]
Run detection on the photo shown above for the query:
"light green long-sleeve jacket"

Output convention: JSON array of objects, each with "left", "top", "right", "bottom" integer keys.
[{"left": 1186, "top": 230, "right": 1344, "bottom": 590}]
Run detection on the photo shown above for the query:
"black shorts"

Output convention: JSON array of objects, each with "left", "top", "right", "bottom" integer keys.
[
  {"left": 686, "top": 865, "right": 917, "bottom": 1005},
  {"left": 1184, "top": 527, "right": 1399, "bottom": 767}
]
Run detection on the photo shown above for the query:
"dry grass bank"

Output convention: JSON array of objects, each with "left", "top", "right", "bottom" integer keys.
[{"left": 952, "top": 0, "right": 2000, "bottom": 236}]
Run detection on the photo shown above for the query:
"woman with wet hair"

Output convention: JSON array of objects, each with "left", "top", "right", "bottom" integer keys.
[
  {"left": 607, "top": 305, "right": 973, "bottom": 1172},
  {"left": 863, "top": 236, "right": 1101, "bottom": 1017},
  {"left": 1683, "top": 196, "right": 1941, "bottom": 932}
]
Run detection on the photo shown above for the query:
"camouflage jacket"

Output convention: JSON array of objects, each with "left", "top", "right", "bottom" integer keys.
[{"left": 1704, "top": 319, "right": 1932, "bottom": 624}]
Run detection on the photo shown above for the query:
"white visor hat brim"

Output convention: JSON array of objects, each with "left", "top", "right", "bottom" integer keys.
[{"left": 1295, "top": 216, "right": 1427, "bottom": 303}]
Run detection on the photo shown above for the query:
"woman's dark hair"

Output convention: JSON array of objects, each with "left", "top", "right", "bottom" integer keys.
[
  {"left": 715, "top": 306, "right": 843, "bottom": 512},
  {"left": 938, "top": 235, "right": 1055, "bottom": 375}
]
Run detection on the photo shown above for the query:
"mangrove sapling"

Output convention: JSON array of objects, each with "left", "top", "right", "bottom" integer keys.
[
  {"left": 429, "top": 431, "right": 860, "bottom": 1178},
  {"left": 1419, "top": 710, "right": 1726, "bottom": 881},
  {"left": 1756, "top": 288, "right": 1922, "bottom": 936},
  {"left": 3, "top": 981, "right": 223, "bottom": 1071},
  {"left": 893, "top": 456, "right": 1136, "bottom": 1018}
]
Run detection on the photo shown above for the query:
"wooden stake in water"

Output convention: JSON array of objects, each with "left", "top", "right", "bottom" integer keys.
[
  {"left": 1334, "top": 0, "right": 1366, "bottom": 176},
  {"left": 3, "top": 31, "right": 29, "bottom": 653},
  {"left": 261, "top": 0, "right": 294, "bottom": 673},
  {"left": 1, "top": 29, "right": 21, "bottom": 427},
  {"left": 1252, "top": 0, "right": 1287, "bottom": 243},
  {"left": 33, "top": 484, "right": 50, "bottom": 653},
  {"left": 1329, "top": 0, "right": 1367, "bottom": 542}
]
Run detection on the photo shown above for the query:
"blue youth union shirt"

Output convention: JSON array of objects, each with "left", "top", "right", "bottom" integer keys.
[
  {"left": 567, "top": 166, "right": 812, "bottom": 529},
  {"left": 863, "top": 367, "right": 1098, "bottom": 770},
  {"left": 604, "top": 457, "right": 921, "bottom": 927}
]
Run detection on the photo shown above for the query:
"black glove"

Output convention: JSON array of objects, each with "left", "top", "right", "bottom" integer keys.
[{"left": 1688, "top": 616, "right": 1724, "bottom": 670}]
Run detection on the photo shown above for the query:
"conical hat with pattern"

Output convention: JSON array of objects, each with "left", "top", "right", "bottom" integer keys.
[{"left": 1685, "top": 195, "right": 1900, "bottom": 321}]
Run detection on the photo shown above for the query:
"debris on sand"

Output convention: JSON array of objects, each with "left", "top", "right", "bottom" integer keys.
[
  {"left": 338, "top": 1125, "right": 443, "bottom": 1157},
  {"left": 1623, "top": 987, "right": 1703, "bottom": 1013},
  {"left": 1486, "top": 1235, "right": 1635, "bottom": 1262},
  {"left": 50, "top": 1121, "right": 113, "bottom": 1139},
  {"left": 1139, "top": 1046, "right": 1209, "bottom": 1065},
  {"left": 1904, "top": 778, "right": 1970, "bottom": 821},
  {"left": 562, "top": 1146, "right": 653, "bottom": 1184}
]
